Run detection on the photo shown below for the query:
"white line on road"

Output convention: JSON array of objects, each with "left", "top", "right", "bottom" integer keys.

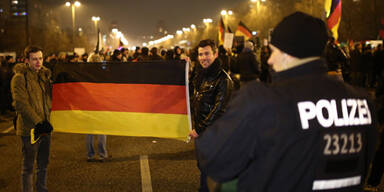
[
  {"left": 140, "top": 155, "right": 153, "bottom": 192},
  {"left": 1, "top": 126, "right": 13, "bottom": 134}
]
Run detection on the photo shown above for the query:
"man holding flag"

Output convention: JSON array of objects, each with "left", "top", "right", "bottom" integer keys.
[{"left": 189, "top": 39, "right": 233, "bottom": 192}]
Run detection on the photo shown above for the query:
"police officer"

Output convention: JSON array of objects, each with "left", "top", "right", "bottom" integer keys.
[{"left": 196, "top": 12, "right": 378, "bottom": 192}]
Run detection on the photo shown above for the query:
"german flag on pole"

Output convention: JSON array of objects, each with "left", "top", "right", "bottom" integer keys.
[
  {"left": 51, "top": 61, "right": 191, "bottom": 139},
  {"left": 235, "top": 21, "right": 252, "bottom": 41},
  {"left": 325, "top": 0, "right": 342, "bottom": 40},
  {"left": 227, "top": 26, "right": 233, "bottom": 33},
  {"left": 218, "top": 17, "right": 225, "bottom": 45}
]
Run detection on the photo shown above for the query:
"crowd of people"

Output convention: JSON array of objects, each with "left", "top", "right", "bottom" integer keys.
[
  {"left": 1, "top": 10, "right": 384, "bottom": 192},
  {"left": 1, "top": 35, "right": 383, "bottom": 114}
]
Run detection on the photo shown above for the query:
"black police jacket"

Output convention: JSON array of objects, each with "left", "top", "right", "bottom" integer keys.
[
  {"left": 190, "top": 58, "right": 233, "bottom": 135},
  {"left": 196, "top": 58, "right": 378, "bottom": 192}
]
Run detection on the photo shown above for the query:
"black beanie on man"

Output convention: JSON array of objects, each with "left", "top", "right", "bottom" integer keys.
[{"left": 270, "top": 11, "right": 328, "bottom": 58}]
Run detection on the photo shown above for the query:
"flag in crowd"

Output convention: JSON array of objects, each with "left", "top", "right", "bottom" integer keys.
[
  {"left": 118, "top": 38, "right": 124, "bottom": 49},
  {"left": 325, "top": 0, "right": 342, "bottom": 40},
  {"left": 227, "top": 26, "right": 233, "bottom": 33},
  {"left": 218, "top": 17, "right": 225, "bottom": 45},
  {"left": 235, "top": 21, "right": 252, "bottom": 41},
  {"left": 51, "top": 61, "right": 191, "bottom": 139}
]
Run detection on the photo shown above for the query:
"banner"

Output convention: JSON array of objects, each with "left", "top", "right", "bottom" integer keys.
[
  {"left": 224, "top": 33, "right": 234, "bottom": 49},
  {"left": 51, "top": 61, "right": 191, "bottom": 139}
]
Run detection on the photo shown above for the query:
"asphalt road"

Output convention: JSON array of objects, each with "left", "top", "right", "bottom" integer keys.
[{"left": 0, "top": 115, "right": 200, "bottom": 192}]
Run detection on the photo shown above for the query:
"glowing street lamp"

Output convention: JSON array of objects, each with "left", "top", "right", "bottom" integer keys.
[
  {"left": 176, "top": 30, "right": 183, "bottom": 35},
  {"left": 74, "top": 1, "right": 81, "bottom": 7},
  {"left": 66, "top": 1, "right": 81, "bottom": 44},
  {"left": 91, "top": 16, "right": 100, "bottom": 30},
  {"left": 221, "top": 10, "right": 233, "bottom": 27},
  {"left": 182, "top": 27, "right": 191, "bottom": 32},
  {"left": 203, "top": 18, "right": 212, "bottom": 24}
]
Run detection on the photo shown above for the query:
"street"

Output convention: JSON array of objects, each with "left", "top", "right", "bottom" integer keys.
[{"left": 0, "top": 114, "right": 200, "bottom": 192}]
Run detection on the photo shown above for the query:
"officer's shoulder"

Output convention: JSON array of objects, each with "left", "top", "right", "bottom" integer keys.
[{"left": 238, "top": 81, "right": 271, "bottom": 98}]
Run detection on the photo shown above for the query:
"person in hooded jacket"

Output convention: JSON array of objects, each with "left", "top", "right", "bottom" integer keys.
[{"left": 11, "top": 46, "right": 53, "bottom": 192}]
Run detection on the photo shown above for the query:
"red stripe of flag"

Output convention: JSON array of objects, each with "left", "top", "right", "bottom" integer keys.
[
  {"left": 52, "top": 83, "right": 187, "bottom": 114},
  {"left": 238, "top": 26, "right": 252, "bottom": 38}
]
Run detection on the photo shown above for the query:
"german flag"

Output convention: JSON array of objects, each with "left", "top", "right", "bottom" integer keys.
[
  {"left": 235, "top": 21, "right": 252, "bottom": 41},
  {"left": 51, "top": 61, "right": 190, "bottom": 139},
  {"left": 325, "top": 0, "right": 342, "bottom": 40},
  {"left": 218, "top": 17, "right": 225, "bottom": 45},
  {"left": 227, "top": 26, "right": 233, "bottom": 33}
]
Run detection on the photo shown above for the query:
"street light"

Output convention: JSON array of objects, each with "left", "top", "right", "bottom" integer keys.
[
  {"left": 250, "top": 0, "right": 266, "bottom": 3},
  {"left": 176, "top": 30, "right": 183, "bottom": 35},
  {"left": 182, "top": 27, "right": 191, "bottom": 32},
  {"left": 203, "top": 18, "right": 212, "bottom": 25},
  {"left": 250, "top": 0, "right": 266, "bottom": 12},
  {"left": 66, "top": 1, "right": 81, "bottom": 45},
  {"left": 221, "top": 10, "right": 233, "bottom": 28},
  {"left": 91, "top": 16, "right": 100, "bottom": 30}
]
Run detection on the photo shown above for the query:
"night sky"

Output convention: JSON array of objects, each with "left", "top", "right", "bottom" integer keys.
[{"left": 55, "top": 0, "right": 239, "bottom": 42}]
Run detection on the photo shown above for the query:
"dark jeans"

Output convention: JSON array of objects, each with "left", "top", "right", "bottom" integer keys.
[
  {"left": 368, "top": 131, "right": 384, "bottom": 186},
  {"left": 198, "top": 163, "right": 209, "bottom": 192},
  {"left": 21, "top": 134, "right": 51, "bottom": 192}
]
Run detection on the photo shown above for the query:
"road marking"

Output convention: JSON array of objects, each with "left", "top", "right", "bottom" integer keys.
[
  {"left": 1, "top": 126, "right": 13, "bottom": 134},
  {"left": 140, "top": 155, "right": 153, "bottom": 192}
]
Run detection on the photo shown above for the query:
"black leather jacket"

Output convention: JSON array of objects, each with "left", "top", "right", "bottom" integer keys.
[{"left": 190, "top": 59, "right": 233, "bottom": 134}]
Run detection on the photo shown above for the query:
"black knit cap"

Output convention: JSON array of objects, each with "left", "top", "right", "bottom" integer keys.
[{"left": 271, "top": 11, "right": 328, "bottom": 58}]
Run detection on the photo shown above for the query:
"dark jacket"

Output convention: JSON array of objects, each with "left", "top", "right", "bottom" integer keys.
[
  {"left": 196, "top": 58, "right": 378, "bottom": 192},
  {"left": 237, "top": 50, "right": 260, "bottom": 82},
  {"left": 324, "top": 41, "right": 347, "bottom": 72},
  {"left": 11, "top": 63, "right": 52, "bottom": 136},
  {"left": 191, "top": 58, "right": 233, "bottom": 134}
]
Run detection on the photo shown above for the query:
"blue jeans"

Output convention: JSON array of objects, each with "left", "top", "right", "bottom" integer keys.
[
  {"left": 21, "top": 135, "right": 51, "bottom": 192},
  {"left": 86, "top": 134, "right": 107, "bottom": 158}
]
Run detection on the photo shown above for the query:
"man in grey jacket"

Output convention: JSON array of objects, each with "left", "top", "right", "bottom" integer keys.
[{"left": 11, "top": 46, "right": 53, "bottom": 192}]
